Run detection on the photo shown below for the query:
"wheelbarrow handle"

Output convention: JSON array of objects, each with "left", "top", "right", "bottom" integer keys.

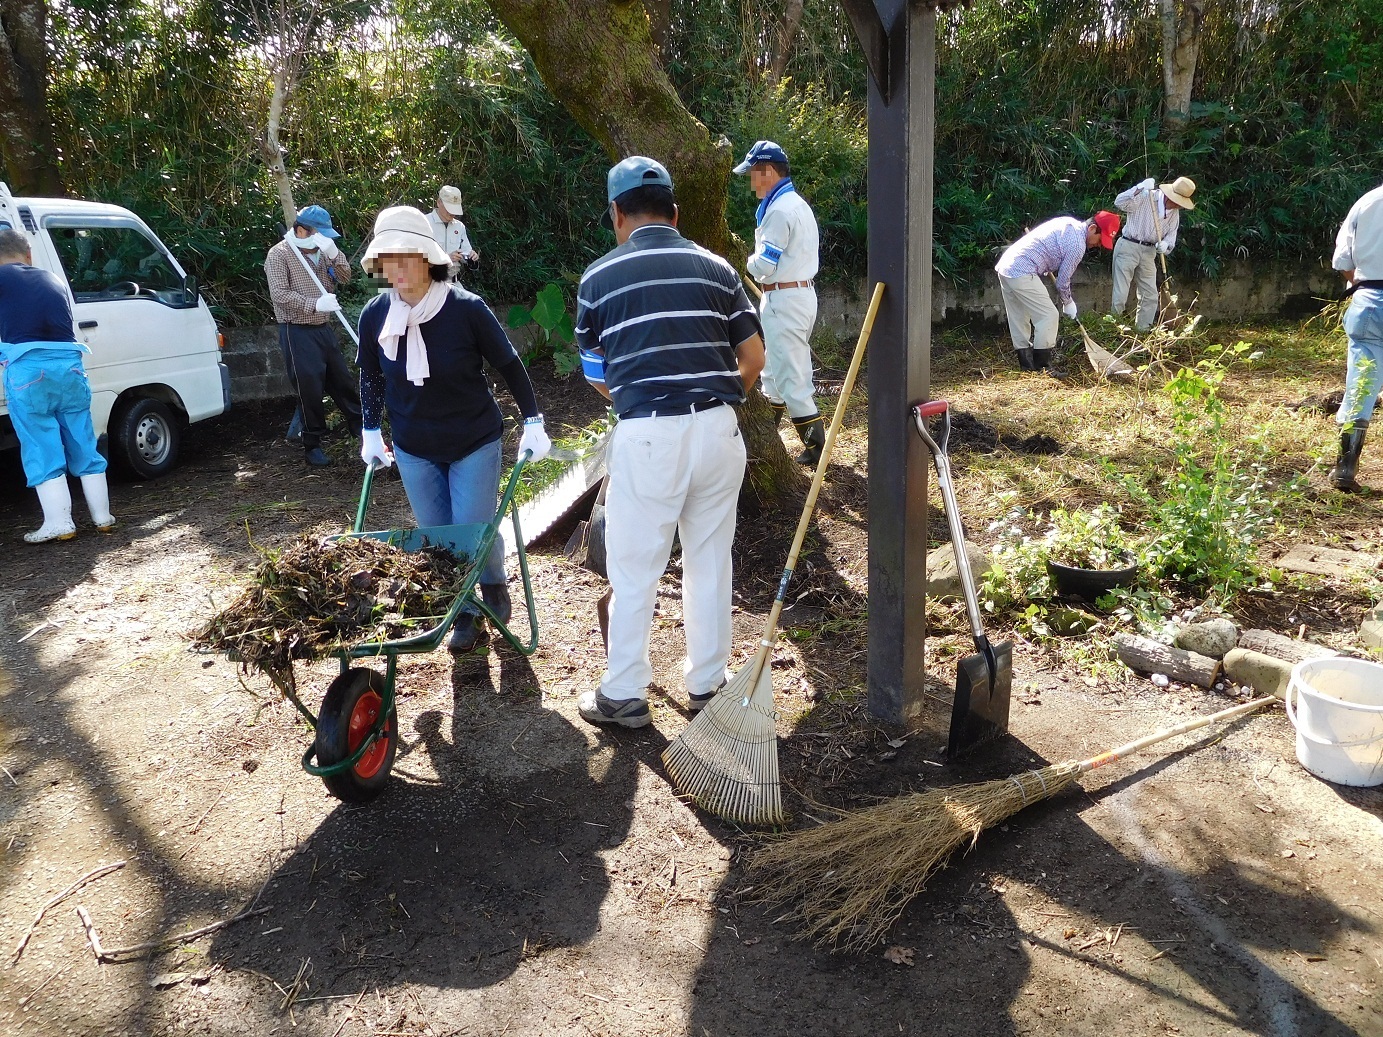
[{"left": 353, "top": 462, "right": 384, "bottom": 534}]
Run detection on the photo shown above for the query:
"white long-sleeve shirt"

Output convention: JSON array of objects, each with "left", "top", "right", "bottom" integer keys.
[
  {"left": 426, "top": 209, "right": 474, "bottom": 258},
  {"left": 1333, "top": 184, "right": 1383, "bottom": 281},
  {"left": 1115, "top": 181, "right": 1179, "bottom": 251},
  {"left": 747, "top": 180, "right": 819, "bottom": 284}
]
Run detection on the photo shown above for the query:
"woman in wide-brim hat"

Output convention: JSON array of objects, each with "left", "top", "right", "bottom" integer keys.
[{"left": 356, "top": 205, "right": 552, "bottom": 653}]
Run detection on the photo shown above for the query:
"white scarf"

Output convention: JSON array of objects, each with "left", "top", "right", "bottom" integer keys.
[{"left": 379, "top": 282, "right": 449, "bottom": 386}]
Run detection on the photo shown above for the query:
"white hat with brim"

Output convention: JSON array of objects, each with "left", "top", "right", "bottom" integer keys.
[
  {"left": 1160, "top": 176, "right": 1197, "bottom": 210},
  {"left": 437, "top": 185, "right": 465, "bottom": 216},
  {"left": 363, "top": 205, "right": 451, "bottom": 275}
]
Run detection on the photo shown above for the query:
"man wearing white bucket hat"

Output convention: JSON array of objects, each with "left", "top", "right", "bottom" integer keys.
[
  {"left": 357, "top": 206, "right": 550, "bottom": 653},
  {"left": 426, "top": 186, "right": 479, "bottom": 282},
  {"left": 1330, "top": 181, "right": 1383, "bottom": 491},
  {"left": 1111, "top": 175, "right": 1197, "bottom": 329}
]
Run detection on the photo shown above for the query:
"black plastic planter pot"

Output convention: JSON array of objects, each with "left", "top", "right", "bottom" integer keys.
[{"left": 1046, "top": 556, "right": 1139, "bottom": 600}]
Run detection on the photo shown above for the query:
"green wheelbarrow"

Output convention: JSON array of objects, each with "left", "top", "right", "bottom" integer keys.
[{"left": 276, "top": 455, "right": 540, "bottom": 804}]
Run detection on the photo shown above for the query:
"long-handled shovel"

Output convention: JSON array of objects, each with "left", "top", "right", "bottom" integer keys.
[
  {"left": 662, "top": 281, "right": 887, "bottom": 826},
  {"left": 911, "top": 400, "right": 1013, "bottom": 757},
  {"left": 1149, "top": 196, "right": 1180, "bottom": 325}
]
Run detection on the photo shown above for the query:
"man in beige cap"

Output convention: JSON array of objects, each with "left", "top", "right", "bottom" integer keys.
[
  {"left": 1111, "top": 175, "right": 1196, "bottom": 329},
  {"left": 426, "top": 186, "right": 479, "bottom": 281}
]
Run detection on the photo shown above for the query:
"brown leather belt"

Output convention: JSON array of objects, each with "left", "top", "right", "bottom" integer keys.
[{"left": 761, "top": 279, "right": 814, "bottom": 292}]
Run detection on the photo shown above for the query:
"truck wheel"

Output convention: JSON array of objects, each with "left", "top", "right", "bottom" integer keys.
[
  {"left": 314, "top": 668, "right": 397, "bottom": 803},
  {"left": 111, "top": 398, "right": 179, "bottom": 479}
]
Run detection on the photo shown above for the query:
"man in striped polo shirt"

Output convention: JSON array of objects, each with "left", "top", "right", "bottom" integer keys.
[{"left": 574, "top": 156, "right": 766, "bottom": 729}]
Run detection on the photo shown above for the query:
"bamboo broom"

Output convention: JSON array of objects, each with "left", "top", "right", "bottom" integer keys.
[
  {"left": 749, "top": 695, "right": 1276, "bottom": 949},
  {"left": 661, "top": 281, "right": 887, "bottom": 826}
]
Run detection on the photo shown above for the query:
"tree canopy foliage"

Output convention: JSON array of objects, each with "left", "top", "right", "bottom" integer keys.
[{"left": 27, "top": 0, "right": 1383, "bottom": 324}]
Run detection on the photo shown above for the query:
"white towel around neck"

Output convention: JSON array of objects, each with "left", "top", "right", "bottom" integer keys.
[{"left": 379, "top": 282, "right": 450, "bottom": 386}]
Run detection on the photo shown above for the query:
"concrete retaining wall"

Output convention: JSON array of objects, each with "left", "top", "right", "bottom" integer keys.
[{"left": 223, "top": 261, "right": 1336, "bottom": 405}]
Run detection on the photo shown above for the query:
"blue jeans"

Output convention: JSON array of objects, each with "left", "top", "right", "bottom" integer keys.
[
  {"left": 1339, "top": 289, "right": 1383, "bottom": 427},
  {"left": 3, "top": 352, "right": 108, "bottom": 487},
  {"left": 393, "top": 439, "right": 505, "bottom": 597}
]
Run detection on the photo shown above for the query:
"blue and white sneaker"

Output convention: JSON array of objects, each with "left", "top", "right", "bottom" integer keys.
[
  {"left": 578, "top": 690, "right": 651, "bottom": 729},
  {"left": 688, "top": 679, "right": 728, "bottom": 712}
]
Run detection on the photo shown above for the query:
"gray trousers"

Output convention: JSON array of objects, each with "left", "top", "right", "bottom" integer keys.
[
  {"left": 1111, "top": 236, "right": 1159, "bottom": 329},
  {"left": 277, "top": 323, "right": 362, "bottom": 450},
  {"left": 998, "top": 274, "right": 1058, "bottom": 352}
]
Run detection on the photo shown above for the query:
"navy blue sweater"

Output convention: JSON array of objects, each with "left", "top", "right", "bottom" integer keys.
[
  {"left": 357, "top": 286, "right": 539, "bottom": 465},
  {"left": 0, "top": 264, "right": 78, "bottom": 344}
]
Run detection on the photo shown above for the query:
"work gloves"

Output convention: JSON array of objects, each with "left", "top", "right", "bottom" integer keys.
[
  {"left": 315, "top": 294, "right": 343, "bottom": 314},
  {"left": 1156, "top": 241, "right": 1171, "bottom": 256},
  {"left": 1061, "top": 301, "right": 1078, "bottom": 319},
  {"left": 318, "top": 236, "right": 340, "bottom": 259},
  {"left": 518, "top": 415, "right": 552, "bottom": 463},
  {"left": 360, "top": 429, "right": 393, "bottom": 469},
  {"left": 1136, "top": 177, "right": 1156, "bottom": 194}
]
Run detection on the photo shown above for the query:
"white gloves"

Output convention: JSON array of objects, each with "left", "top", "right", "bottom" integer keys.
[
  {"left": 315, "top": 294, "right": 343, "bottom": 313},
  {"left": 518, "top": 415, "right": 552, "bottom": 463},
  {"left": 1156, "top": 241, "right": 1171, "bottom": 256},
  {"left": 361, "top": 429, "right": 393, "bottom": 468},
  {"left": 1137, "top": 177, "right": 1156, "bottom": 193},
  {"left": 317, "top": 235, "right": 340, "bottom": 259},
  {"left": 1062, "top": 301, "right": 1078, "bottom": 319}
]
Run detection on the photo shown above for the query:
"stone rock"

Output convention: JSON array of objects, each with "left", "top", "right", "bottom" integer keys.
[
  {"left": 926, "top": 542, "right": 992, "bottom": 602},
  {"left": 1224, "top": 648, "right": 1294, "bottom": 699},
  {"left": 1174, "top": 618, "right": 1240, "bottom": 659}
]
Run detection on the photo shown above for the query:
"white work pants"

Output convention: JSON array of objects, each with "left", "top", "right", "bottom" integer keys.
[
  {"left": 1111, "top": 236, "right": 1159, "bottom": 329},
  {"left": 759, "top": 287, "right": 818, "bottom": 418},
  {"left": 998, "top": 274, "right": 1059, "bottom": 352},
  {"left": 602, "top": 403, "right": 746, "bottom": 702}
]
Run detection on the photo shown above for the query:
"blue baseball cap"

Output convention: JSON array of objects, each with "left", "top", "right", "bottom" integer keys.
[
  {"left": 295, "top": 204, "right": 340, "bottom": 239},
  {"left": 601, "top": 156, "right": 674, "bottom": 228},
  {"left": 732, "top": 140, "right": 790, "bottom": 174}
]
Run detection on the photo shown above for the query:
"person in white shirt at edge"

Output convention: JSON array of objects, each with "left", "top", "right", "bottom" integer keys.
[
  {"left": 1328, "top": 182, "right": 1383, "bottom": 492},
  {"left": 1111, "top": 175, "right": 1197, "bottom": 330},
  {"left": 735, "top": 140, "right": 825, "bottom": 465},
  {"left": 426, "top": 186, "right": 480, "bottom": 282},
  {"left": 995, "top": 210, "right": 1121, "bottom": 376}
]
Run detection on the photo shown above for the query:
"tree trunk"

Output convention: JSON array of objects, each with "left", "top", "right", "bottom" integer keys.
[
  {"left": 0, "top": 0, "right": 60, "bottom": 194},
  {"left": 1159, "top": 0, "right": 1204, "bottom": 140},
  {"left": 485, "top": 0, "right": 803, "bottom": 507},
  {"left": 259, "top": 65, "right": 298, "bottom": 227},
  {"left": 765, "top": 0, "right": 806, "bottom": 88},
  {"left": 641, "top": 0, "right": 671, "bottom": 55},
  {"left": 1114, "top": 633, "right": 1221, "bottom": 688},
  {"left": 1236, "top": 629, "right": 1336, "bottom": 666}
]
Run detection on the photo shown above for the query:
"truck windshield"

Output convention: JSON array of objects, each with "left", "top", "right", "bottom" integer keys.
[{"left": 48, "top": 224, "right": 188, "bottom": 304}]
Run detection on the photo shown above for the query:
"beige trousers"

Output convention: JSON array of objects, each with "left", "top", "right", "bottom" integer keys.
[
  {"left": 1111, "top": 236, "right": 1159, "bottom": 329},
  {"left": 998, "top": 273, "right": 1059, "bottom": 352}
]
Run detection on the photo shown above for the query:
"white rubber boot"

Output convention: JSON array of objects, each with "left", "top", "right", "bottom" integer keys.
[
  {"left": 80, "top": 473, "right": 116, "bottom": 531},
  {"left": 24, "top": 477, "right": 77, "bottom": 543}
]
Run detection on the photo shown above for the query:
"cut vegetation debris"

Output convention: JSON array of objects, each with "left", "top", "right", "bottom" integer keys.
[{"left": 193, "top": 535, "right": 465, "bottom": 689}]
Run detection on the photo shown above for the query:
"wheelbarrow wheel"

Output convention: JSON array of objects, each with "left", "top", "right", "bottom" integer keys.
[{"left": 314, "top": 668, "right": 397, "bottom": 803}]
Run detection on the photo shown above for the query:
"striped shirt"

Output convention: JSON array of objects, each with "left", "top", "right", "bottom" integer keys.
[
  {"left": 995, "top": 216, "right": 1089, "bottom": 305},
  {"left": 1334, "top": 183, "right": 1383, "bottom": 281},
  {"left": 1114, "top": 182, "right": 1180, "bottom": 251},
  {"left": 265, "top": 239, "right": 351, "bottom": 325},
  {"left": 575, "top": 224, "right": 761, "bottom": 419}
]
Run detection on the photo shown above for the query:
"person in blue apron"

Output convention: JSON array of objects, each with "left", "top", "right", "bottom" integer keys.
[{"left": 0, "top": 229, "right": 115, "bottom": 542}]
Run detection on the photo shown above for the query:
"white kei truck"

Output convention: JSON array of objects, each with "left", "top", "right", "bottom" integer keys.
[{"left": 0, "top": 182, "right": 230, "bottom": 478}]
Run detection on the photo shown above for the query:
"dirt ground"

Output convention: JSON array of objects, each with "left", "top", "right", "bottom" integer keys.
[{"left": 1, "top": 349, "right": 1381, "bottom": 1037}]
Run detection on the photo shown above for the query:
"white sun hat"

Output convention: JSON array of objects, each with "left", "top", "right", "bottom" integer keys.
[{"left": 363, "top": 206, "right": 451, "bottom": 275}]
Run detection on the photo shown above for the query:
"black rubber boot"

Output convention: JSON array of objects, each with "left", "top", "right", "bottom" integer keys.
[
  {"left": 791, "top": 414, "right": 826, "bottom": 466},
  {"left": 1015, "top": 348, "right": 1038, "bottom": 372},
  {"left": 481, "top": 582, "right": 512, "bottom": 625},
  {"left": 1330, "top": 421, "right": 1369, "bottom": 491},
  {"left": 447, "top": 613, "right": 487, "bottom": 654},
  {"left": 768, "top": 401, "right": 787, "bottom": 428},
  {"left": 1034, "top": 348, "right": 1068, "bottom": 382}
]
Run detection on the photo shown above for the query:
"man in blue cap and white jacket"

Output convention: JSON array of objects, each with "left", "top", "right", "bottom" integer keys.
[{"left": 735, "top": 140, "right": 824, "bottom": 465}]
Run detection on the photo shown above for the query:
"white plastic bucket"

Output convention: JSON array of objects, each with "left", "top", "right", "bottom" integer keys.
[{"left": 1285, "top": 657, "right": 1383, "bottom": 787}]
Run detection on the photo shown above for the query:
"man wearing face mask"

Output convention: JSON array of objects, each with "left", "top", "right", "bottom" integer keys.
[{"left": 264, "top": 204, "right": 363, "bottom": 466}]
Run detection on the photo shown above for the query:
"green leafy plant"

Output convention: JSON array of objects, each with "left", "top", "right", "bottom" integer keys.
[
  {"left": 1045, "top": 504, "right": 1135, "bottom": 571},
  {"left": 508, "top": 282, "right": 579, "bottom": 376}
]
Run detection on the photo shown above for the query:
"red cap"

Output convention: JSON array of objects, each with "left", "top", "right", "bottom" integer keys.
[{"left": 1093, "top": 210, "right": 1121, "bottom": 250}]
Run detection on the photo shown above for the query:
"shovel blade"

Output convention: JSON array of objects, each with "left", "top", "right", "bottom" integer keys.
[{"left": 947, "top": 638, "right": 1014, "bottom": 758}]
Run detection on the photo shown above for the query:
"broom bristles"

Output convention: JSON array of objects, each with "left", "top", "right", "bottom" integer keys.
[
  {"left": 749, "top": 761, "right": 1082, "bottom": 949},
  {"left": 662, "top": 655, "right": 784, "bottom": 826}
]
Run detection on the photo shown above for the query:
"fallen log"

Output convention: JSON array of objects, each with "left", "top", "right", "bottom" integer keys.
[
  {"left": 1113, "top": 633, "right": 1222, "bottom": 688},
  {"left": 1237, "top": 629, "right": 1336, "bottom": 666}
]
